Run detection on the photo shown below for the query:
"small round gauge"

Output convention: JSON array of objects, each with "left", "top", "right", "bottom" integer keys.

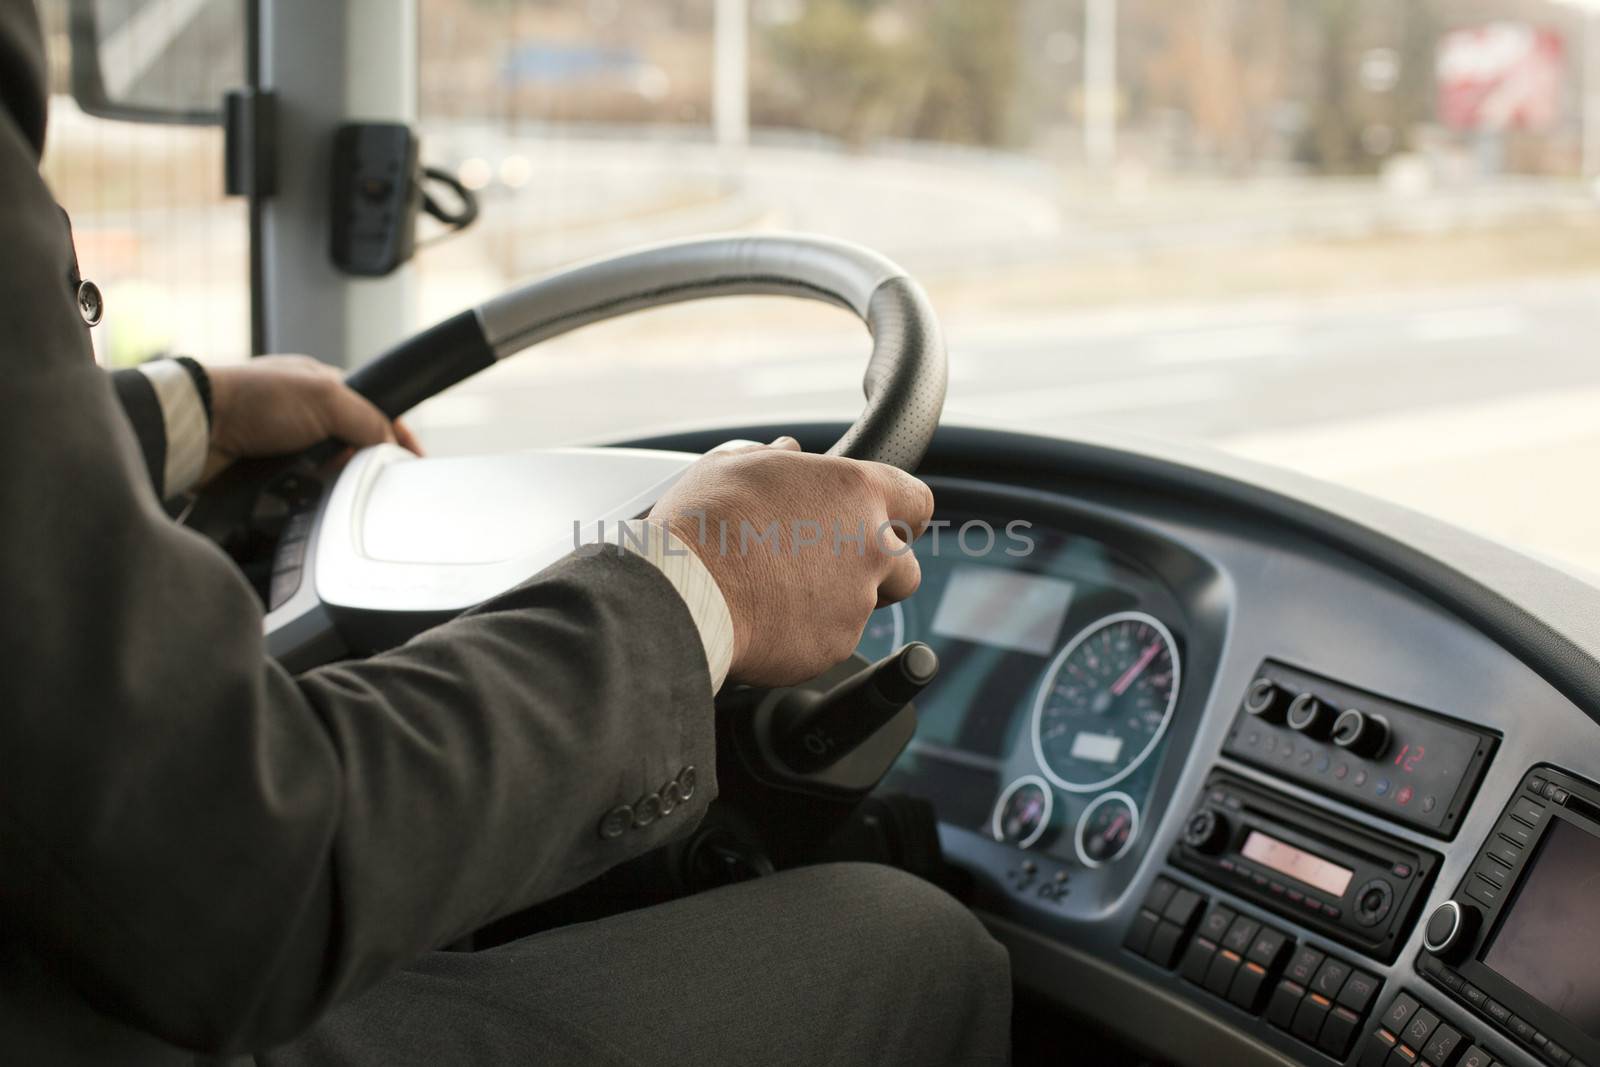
[
  {"left": 992, "top": 774, "right": 1053, "bottom": 849},
  {"left": 1031, "top": 610, "right": 1181, "bottom": 793},
  {"left": 1075, "top": 791, "right": 1141, "bottom": 868},
  {"left": 855, "top": 602, "right": 906, "bottom": 662}
]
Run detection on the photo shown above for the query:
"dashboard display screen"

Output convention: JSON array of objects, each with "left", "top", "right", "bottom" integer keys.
[
  {"left": 929, "top": 565, "right": 1074, "bottom": 656},
  {"left": 1071, "top": 732, "right": 1125, "bottom": 765},
  {"left": 1241, "top": 831, "right": 1354, "bottom": 896},
  {"left": 1483, "top": 818, "right": 1600, "bottom": 1040}
]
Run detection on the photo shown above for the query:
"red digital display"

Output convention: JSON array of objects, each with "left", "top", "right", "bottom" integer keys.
[{"left": 1392, "top": 743, "right": 1426, "bottom": 774}]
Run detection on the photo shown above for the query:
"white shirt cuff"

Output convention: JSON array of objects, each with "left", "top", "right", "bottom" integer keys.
[
  {"left": 135, "top": 360, "right": 209, "bottom": 496},
  {"left": 612, "top": 520, "right": 734, "bottom": 692}
]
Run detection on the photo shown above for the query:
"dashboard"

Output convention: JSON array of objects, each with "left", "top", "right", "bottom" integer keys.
[{"left": 632, "top": 419, "right": 1600, "bottom": 1067}]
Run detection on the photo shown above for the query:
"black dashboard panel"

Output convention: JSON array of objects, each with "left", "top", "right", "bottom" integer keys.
[{"left": 627, "top": 421, "right": 1600, "bottom": 1067}]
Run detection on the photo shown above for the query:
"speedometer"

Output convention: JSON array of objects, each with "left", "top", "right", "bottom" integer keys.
[{"left": 1031, "top": 611, "right": 1180, "bottom": 792}]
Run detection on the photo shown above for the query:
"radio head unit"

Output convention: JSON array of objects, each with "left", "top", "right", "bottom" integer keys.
[
  {"left": 1174, "top": 771, "right": 1439, "bottom": 961},
  {"left": 1417, "top": 766, "right": 1600, "bottom": 1067}
]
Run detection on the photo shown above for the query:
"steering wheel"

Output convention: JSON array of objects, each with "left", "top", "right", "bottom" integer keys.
[
  {"left": 349, "top": 234, "right": 947, "bottom": 470},
  {"left": 215, "top": 234, "right": 946, "bottom": 668}
]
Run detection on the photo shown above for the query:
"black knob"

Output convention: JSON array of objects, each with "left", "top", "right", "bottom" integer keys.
[
  {"left": 1423, "top": 899, "right": 1481, "bottom": 963},
  {"left": 1244, "top": 677, "right": 1292, "bottom": 723},
  {"left": 1286, "top": 693, "right": 1333, "bottom": 739},
  {"left": 1182, "top": 808, "right": 1229, "bottom": 854},
  {"left": 875, "top": 641, "right": 939, "bottom": 703},
  {"left": 1331, "top": 708, "right": 1390, "bottom": 758}
]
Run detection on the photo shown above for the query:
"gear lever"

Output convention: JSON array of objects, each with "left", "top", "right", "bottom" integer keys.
[{"left": 772, "top": 643, "right": 939, "bottom": 774}]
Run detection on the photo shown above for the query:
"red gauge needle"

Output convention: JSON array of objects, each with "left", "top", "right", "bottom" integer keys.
[{"left": 1110, "top": 642, "right": 1162, "bottom": 696}]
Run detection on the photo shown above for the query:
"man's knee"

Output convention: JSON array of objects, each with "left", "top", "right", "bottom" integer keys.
[
  {"left": 804, "top": 863, "right": 1011, "bottom": 1061},
  {"left": 801, "top": 862, "right": 1010, "bottom": 983}
]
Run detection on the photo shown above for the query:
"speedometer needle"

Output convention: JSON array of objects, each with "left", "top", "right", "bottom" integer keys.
[{"left": 1111, "top": 642, "right": 1162, "bottom": 696}]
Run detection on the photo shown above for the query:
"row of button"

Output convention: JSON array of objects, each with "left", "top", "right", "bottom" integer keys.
[
  {"left": 1124, "top": 877, "right": 1380, "bottom": 1059},
  {"left": 1528, "top": 774, "right": 1572, "bottom": 807},
  {"left": 1124, "top": 877, "right": 1205, "bottom": 968},
  {"left": 1006, "top": 858, "right": 1071, "bottom": 905},
  {"left": 1460, "top": 793, "right": 1546, "bottom": 912},
  {"left": 1261, "top": 941, "right": 1379, "bottom": 1059},
  {"left": 1359, "top": 989, "right": 1467, "bottom": 1066},
  {"left": 1358, "top": 989, "right": 1519, "bottom": 1067},
  {"left": 1235, "top": 727, "right": 1445, "bottom": 813},
  {"left": 268, "top": 508, "right": 315, "bottom": 609},
  {"left": 1217, "top": 854, "right": 1345, "bottom": 921},
  {"left": 1419, "top": 956, "right": 1590, "bottom": 1067}
]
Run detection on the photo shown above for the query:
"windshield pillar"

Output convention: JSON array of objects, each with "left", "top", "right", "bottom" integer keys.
[{"left": 258, "top": 0, "right": 418, "bottom": 368}]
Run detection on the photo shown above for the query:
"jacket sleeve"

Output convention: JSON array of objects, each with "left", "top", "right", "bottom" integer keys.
[{"left": 0, "top": 1, "right": 717, "bottom": 1054}]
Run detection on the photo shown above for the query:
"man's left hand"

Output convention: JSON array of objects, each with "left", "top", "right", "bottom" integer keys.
[{"left": 203, "top": 355, "right": 422, "bottom": 483}]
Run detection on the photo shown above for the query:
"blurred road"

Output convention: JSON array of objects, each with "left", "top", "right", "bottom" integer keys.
[
  {"left": 411, "top": 271, "right": 1600, "bottom": 448},
  {"left": 408, "top": 270, "right": 1600, "bottom": 571}
]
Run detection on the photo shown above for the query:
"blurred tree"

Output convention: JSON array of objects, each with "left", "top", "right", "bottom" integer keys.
[
  {"left": 1126, "top": 0, "right": 1296, "bottom": 169},
  {"left": 1301, "top": 0, "right": 1356, "bottom": 169},
  {"left": 755, "top": 0, "right": 1022, "bottom": 147},
  {"left": 1289, "top": 0, "right": 1446, "bottom": 173}
]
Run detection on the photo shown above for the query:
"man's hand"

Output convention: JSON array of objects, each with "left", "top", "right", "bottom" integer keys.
[
  {"left": 203, "top": 355, "right": 421, "bottom": 483},
  {"left": 648, "top": 437, "right": 934, "bottom": 687}
]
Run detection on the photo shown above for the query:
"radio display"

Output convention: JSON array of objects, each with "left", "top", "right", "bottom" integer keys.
[
  {"left": 1483, "top": 818, "right": 1600, "bottom": 1041},
  {"left": 1241, "top": 830, "right": 1354, "bottom": 897}
]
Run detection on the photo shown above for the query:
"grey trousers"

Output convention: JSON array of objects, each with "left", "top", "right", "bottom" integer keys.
[{"left": 260, "top": 863, "right": 1011, "bottom": 1067}]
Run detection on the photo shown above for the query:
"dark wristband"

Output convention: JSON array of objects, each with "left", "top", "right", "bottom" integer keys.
[{"left": 171, "top": 356, "right": 213, "bottom": 430}]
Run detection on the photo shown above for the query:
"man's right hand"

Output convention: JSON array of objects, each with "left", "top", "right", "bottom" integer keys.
[{"left": 648, "top": 438, "right": 935, "bottom": 687}]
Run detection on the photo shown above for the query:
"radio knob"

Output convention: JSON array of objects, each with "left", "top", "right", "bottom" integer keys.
[
  {"left": 1243, "top": 677, "right": 1291, "bottom": 723},
  {"left": 1241, "top": 681, "right": 1292, "bottom": 723},
  {"left": 1182, "top": 809, "right": 1229, "bottom": 854},
  {"left": 1331, "top": 708, "right": 1390, "bottom": 758},
  {"left": 1286, "top": 693, "right": 1333, "bottom": 739},
  {"left": 1423, "top": 899, "right": 1481, "bottom": 963}
]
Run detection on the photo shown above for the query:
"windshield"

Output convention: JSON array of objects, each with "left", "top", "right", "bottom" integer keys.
[{"left": 47, "top": 0, "right": 1600, "bottom": 573}]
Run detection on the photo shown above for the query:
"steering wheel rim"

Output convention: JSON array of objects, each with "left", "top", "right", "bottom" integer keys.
[{"left": 344, "top": 233, "right": 948, "bottom": 471}]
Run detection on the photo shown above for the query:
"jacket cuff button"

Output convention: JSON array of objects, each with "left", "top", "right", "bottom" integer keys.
[
  {"left": 598, "top": 805, "right": 633, "bottom": 840},
  {"left": 676, "top": 765, "right": 697, "bottom": 801},
  {"left": 633, "top": 793, "right": 663, "bottom": 827}
]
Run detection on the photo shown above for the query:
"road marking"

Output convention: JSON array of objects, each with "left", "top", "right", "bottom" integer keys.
[
  {"left": 1142, "top": 324, "right": 1298, "bottom": 365},
  {"left": 950, "top": 371, "right": 1232, "bottom": 420},
  {"left": 1218, "top": 384, "right": 1600, "bottom": 478},
  {"left": 742, "top": 355, "right": 976, "bottom": 397},
  {"left": 1407, "top": 305, "right": 1524, "bottom": 343}
]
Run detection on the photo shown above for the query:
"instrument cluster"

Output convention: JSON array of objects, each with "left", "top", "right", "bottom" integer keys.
[{"left": 865, "top": 512, "right": 1191, "bottom": 873}]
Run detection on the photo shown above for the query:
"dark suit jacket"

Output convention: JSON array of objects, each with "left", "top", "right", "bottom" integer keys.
[{"left": 0, "top": 3, "right": 716, "bottom": 1061}]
